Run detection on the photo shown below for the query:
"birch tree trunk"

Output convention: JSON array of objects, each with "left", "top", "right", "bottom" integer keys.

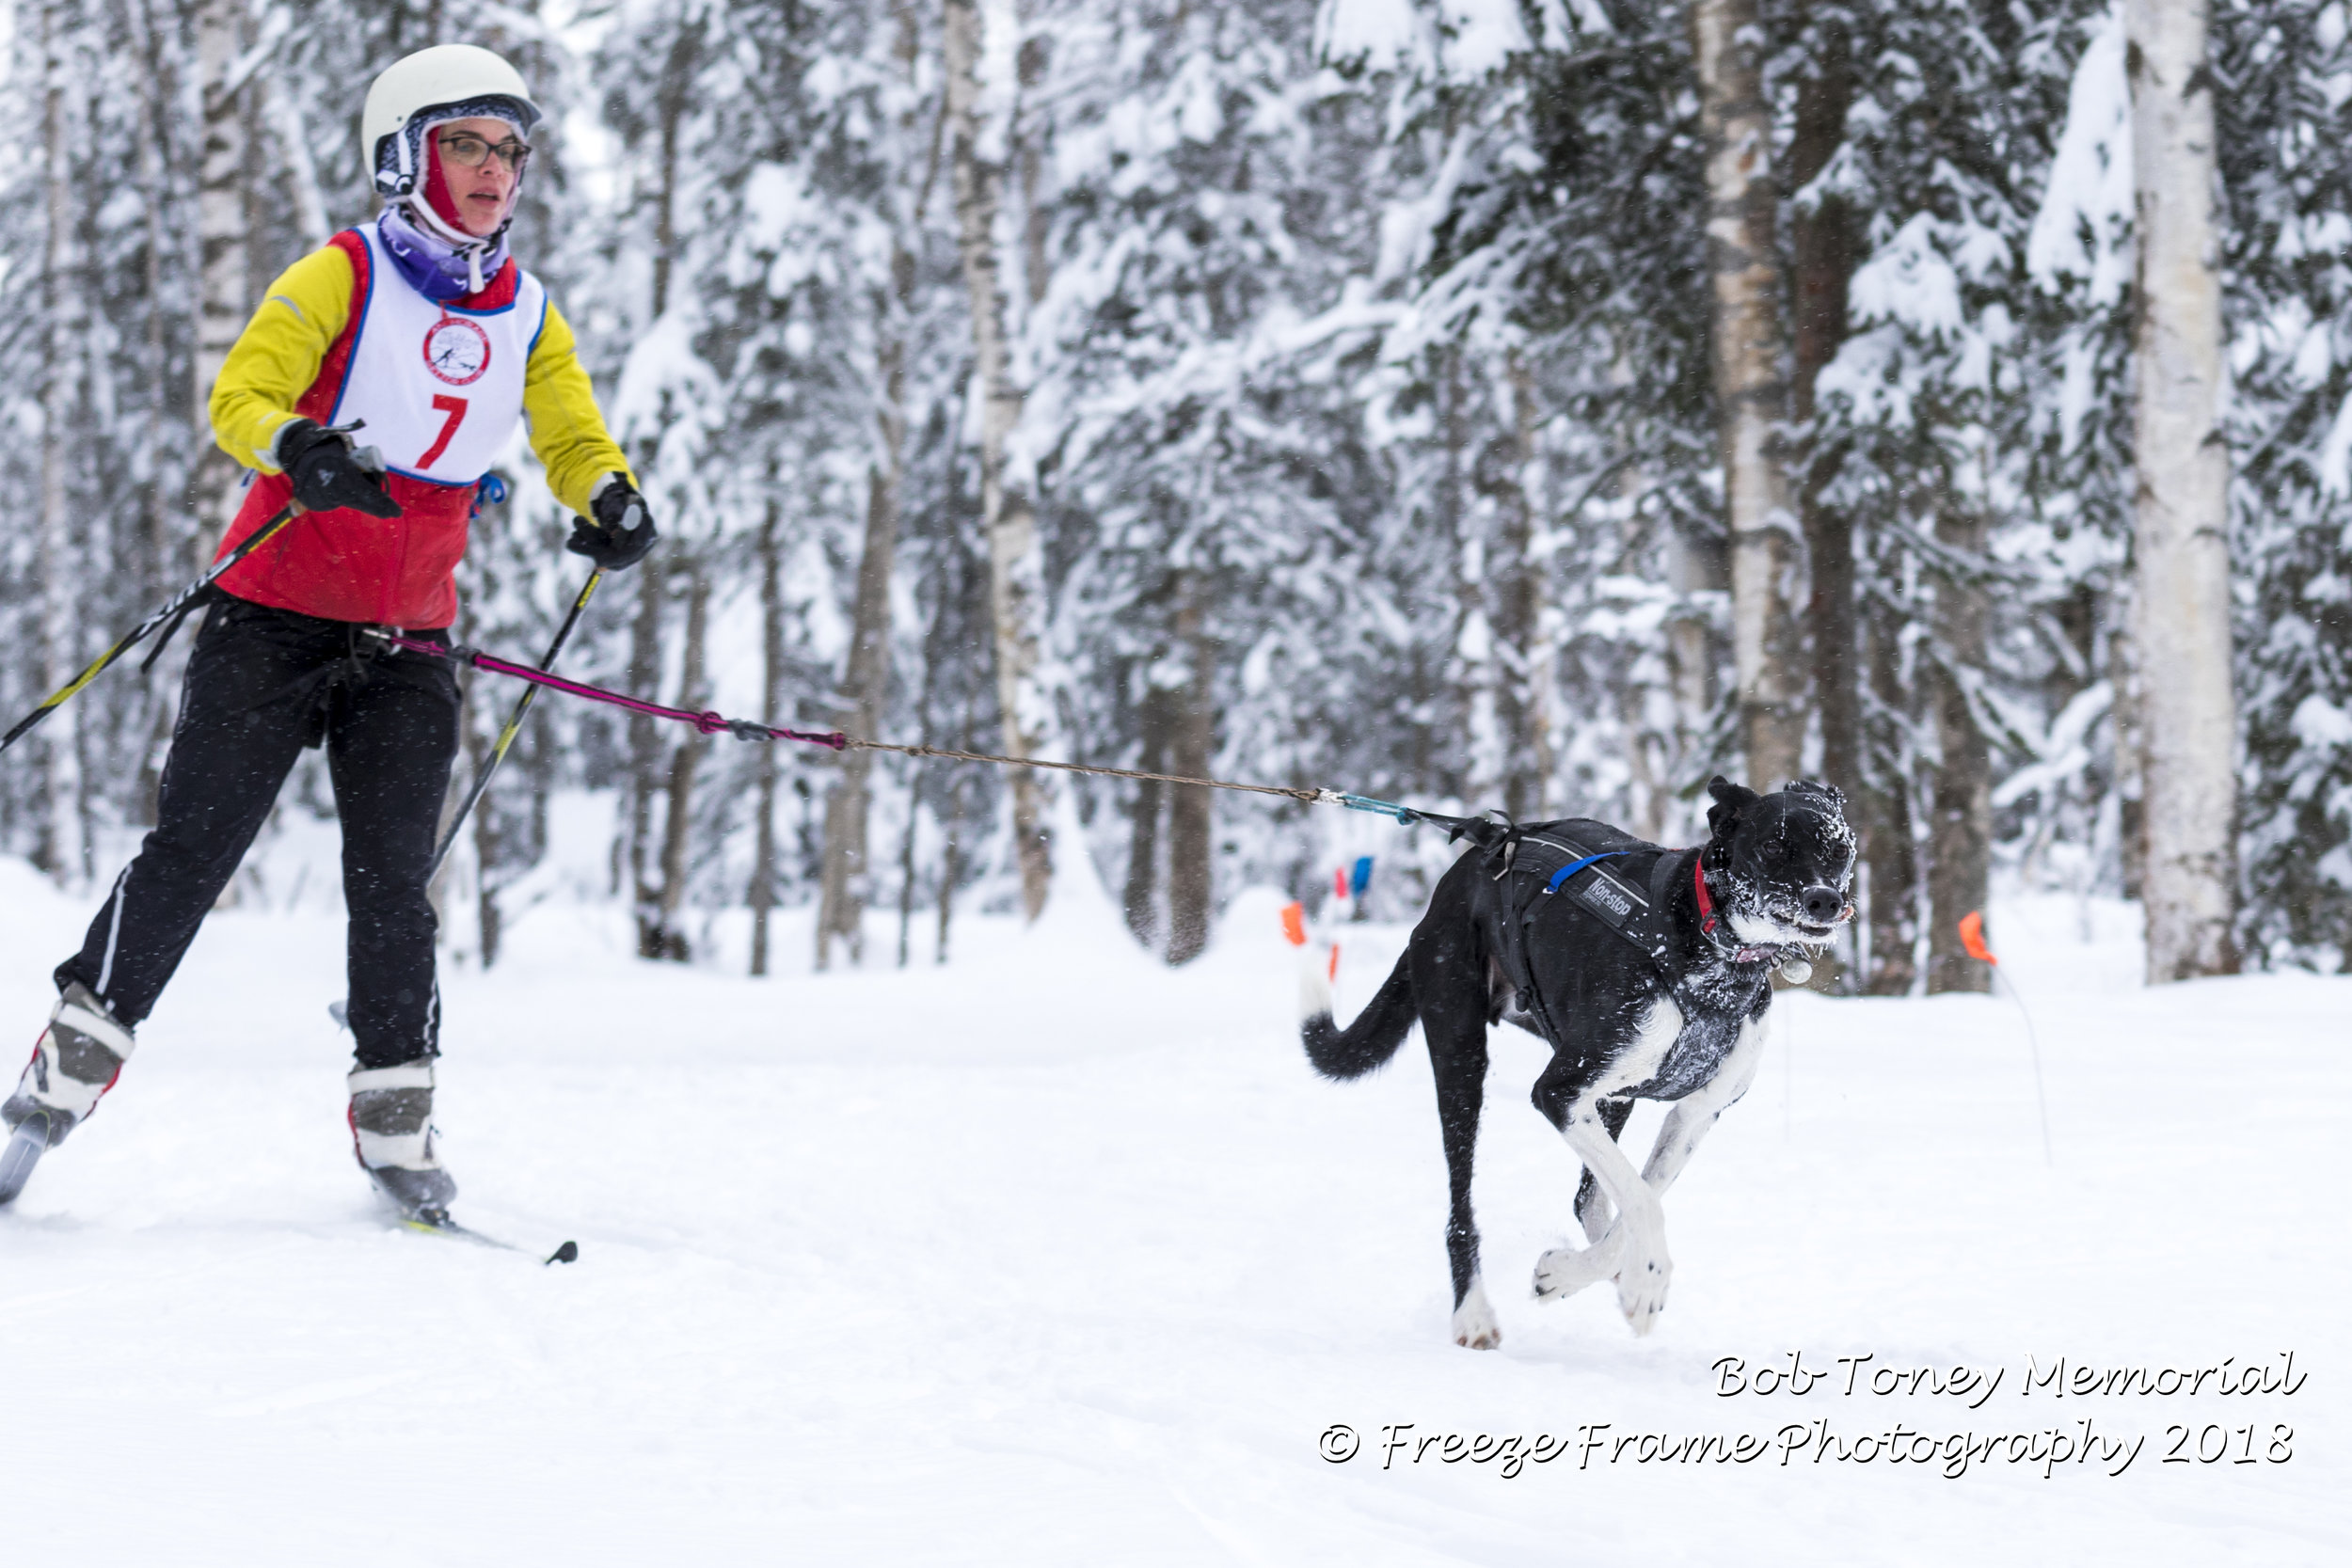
[
  {"left": 2125, "top": 0, "right": 2239, "bottom": 982},
  {"left": 1689, "top": 0, "right": 1804, "bottom": 790},
  {"left": 193, "top": 0, "right": 248, "bottom": 538},
  {"left": 262, "top": 71, "right": 330, "bottom": 252},
  {"left": 945, "top": 0, "right": 1053, "bottom": 920},
  {"left": 132, "top": 0, "right": 180, "bottom": 824},
  {"left": 36, "top": 0, "right": 81, "bottom": 883}
]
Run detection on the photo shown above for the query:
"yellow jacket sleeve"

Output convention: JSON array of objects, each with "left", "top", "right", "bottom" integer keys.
[
  {"left": 208, "top": 245, "right": 354, "bottom": 472},
  {"left": 524, "top": 301, "right": 634, "bottom": 515}
]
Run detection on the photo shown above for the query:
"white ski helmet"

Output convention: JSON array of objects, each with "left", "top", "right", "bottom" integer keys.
[{"left": 364, "top": 44, "right": 541, "bottom": 199}]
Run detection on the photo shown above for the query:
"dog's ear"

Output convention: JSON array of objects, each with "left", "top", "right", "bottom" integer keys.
[{"left": 1705, "top": 775, "right": 1760, "bottom": 839}]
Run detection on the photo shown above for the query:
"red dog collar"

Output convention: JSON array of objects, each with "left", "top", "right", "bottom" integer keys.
[{"left": 1696, "top": 858, "right": 1780, "bottom": 965}]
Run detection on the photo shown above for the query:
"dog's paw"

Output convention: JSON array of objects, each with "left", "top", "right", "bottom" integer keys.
[
  {"left": 1451, "top": 1281, "right": 1502, "bottom": 1350},
  {"left": 1615, "top": 1246, "right": 1673, "bottom": 1337},
  {"left": 1533, "top": 1236, "right": 1619, "bottom": 1301}
]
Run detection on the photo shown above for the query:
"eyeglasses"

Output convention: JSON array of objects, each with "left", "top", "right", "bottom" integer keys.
[{"left": 437, "top": 132, "right": 532, "bottom": 172}]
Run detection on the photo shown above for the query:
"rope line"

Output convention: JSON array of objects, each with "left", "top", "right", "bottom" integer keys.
[
  {"left": 841, "top": 737, "right": 1327, "bottom": 804},
  {"left": 370, "top": 631, "right": 1438, "bottom": 824}
]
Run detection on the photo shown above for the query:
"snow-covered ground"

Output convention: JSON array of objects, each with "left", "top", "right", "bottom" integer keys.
[{"left": 1, "top": 852, "right": 2344, "bottom": 1564}]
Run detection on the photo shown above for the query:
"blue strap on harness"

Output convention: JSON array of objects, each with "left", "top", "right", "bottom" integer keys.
[{"left": 1545, "top": 849, "right": 1628, "bottom": 894}]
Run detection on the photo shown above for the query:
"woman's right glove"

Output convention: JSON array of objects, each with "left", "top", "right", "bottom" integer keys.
[
  {"left": 276, "top": 419, "right": 402, "bottom": 518},
  {"left": 565, "top": 477, "right": 660, "bottom": 571}
]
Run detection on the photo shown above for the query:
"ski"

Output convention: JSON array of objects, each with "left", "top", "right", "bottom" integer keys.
[
  {"left": 0, "top": 1116, "right": 51, "bottom": 1207},
  {"left": 394, "top": 1207, "right": 580, "bottom": 1265}
]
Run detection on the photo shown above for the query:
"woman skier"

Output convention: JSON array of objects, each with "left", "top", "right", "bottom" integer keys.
[{"left": 0, "top": 44, "right": 655, "bottom": 1219}]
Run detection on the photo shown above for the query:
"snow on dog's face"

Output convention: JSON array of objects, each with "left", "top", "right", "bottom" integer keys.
[{"left": 1703, "top": 776, "right": 1857, "bottom": 945}]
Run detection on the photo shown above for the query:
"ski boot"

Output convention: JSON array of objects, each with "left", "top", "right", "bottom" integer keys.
[
  {"left": 1, "top": 982, "right": 136, "bottom": 1205},
  {"left": 347, "top": 1060, "right": 457, "bottom": 1222}
]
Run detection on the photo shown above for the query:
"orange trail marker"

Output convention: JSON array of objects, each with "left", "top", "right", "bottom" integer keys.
[
  {"left": 1959, "top": 910, "right": 1997, "bottom": 965},
  {"left": 1961, "top": 910, "right": 2052, "bottom": 1166},
  {"left": 1327, "top": 943, "right": 1342, "bottom": 982},
  {"left": 1280, "top": 901, "right": 1307, "bottom": 947}
]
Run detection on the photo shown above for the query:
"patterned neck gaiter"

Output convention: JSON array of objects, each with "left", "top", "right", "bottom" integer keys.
[{"left": 378, "top": 198, "right": 511, "bottom": 303}]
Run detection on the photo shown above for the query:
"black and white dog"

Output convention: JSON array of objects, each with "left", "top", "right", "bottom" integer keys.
[{"left": 1299, "top": 777, "right": 1854, "bottom": 1347}]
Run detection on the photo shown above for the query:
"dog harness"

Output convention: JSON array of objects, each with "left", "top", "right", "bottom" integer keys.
[{"left": 1473, "top": 818, "right": 1789, "bottom": 1098}]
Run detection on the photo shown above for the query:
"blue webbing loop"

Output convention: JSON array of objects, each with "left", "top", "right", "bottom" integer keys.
[
  {"left": 469, "top": 472, "right": 510, "bottom": 521},
  {"left": 1545, "top": 849, "right": 1628, "bottom": 894}
]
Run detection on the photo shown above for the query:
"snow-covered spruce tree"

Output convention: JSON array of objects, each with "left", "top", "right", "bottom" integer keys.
[
  {"left": 1029, "top": 0, "right": 1392, "bottom": 958},
  {"left": 2217, "top": 0, "right": 2352, "bottom": 972},
  {"left": 812, "top": 0, "right": 946, "bottom": 971},
  {"left": 0, "top": 0, "right": 215, "bottom": 880},
  {"left": 1311, "top": 0, "right": 1730, "bottom": 875},
  {"left": 1795, "top": 0, "right": 2101, "bottom": 992},
  {"left": 594, "top": 0, "right": 973, "bottom": 966}
]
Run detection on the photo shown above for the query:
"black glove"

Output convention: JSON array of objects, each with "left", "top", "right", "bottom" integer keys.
[
  {"left": 566, "top": 478, "right": 660, "bottom": 571},
  {"left": 278, "top": 419, "right": 401, "bottom": 518}
]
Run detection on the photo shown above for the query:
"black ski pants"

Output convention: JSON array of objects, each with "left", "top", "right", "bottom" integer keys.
[{"left": 56, "top": 596, "right": 460, "bottom": 1070}]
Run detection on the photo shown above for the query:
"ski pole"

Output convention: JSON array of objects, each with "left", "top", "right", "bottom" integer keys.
[
  {"left": 425, "top": 565, "right": 605, "bottom": 881},
  {"left": 0, "top": 501, "right": 301, "bottom": 757}
]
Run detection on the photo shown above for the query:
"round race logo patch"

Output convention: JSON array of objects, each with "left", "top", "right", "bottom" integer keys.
[{"left": 422, "top": 316, "right": 492, "bottom": 387}]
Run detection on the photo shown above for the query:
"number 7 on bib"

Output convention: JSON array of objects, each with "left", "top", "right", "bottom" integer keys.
[{"left": 419, "top": 394, "right": 469, "bottom": 469}]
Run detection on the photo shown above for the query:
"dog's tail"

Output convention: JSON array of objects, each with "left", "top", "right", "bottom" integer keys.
[{"left": 1300, "top": 948, "right": 1418, "bottom": 1081}]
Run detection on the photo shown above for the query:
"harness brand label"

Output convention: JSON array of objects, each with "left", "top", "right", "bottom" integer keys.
[{"left": 1578, "top": 876, "right": 1636, "bottom": 927}]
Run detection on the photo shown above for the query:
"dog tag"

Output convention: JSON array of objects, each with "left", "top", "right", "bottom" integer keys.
[{"left": 1778, "top": 957, "right": 1813, "bottom": 985}]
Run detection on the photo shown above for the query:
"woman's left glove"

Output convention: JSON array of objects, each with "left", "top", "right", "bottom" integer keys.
[{"left": 565, "top": 478, "right": 660, "bottom": 571}]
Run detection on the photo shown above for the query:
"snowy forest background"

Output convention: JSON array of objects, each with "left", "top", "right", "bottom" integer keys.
[{"left": 1, "top": 0, "right": 2348, "bottom": 989}]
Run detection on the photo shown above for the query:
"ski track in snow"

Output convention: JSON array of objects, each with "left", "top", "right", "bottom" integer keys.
[{"left": 0, "top": 859, "right": 2345, "bottom": 1564}]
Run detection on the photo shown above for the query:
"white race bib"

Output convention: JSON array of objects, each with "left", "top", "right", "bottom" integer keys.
[{"left": 326, "top": 223, "right": 547, "bottom": 489}]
